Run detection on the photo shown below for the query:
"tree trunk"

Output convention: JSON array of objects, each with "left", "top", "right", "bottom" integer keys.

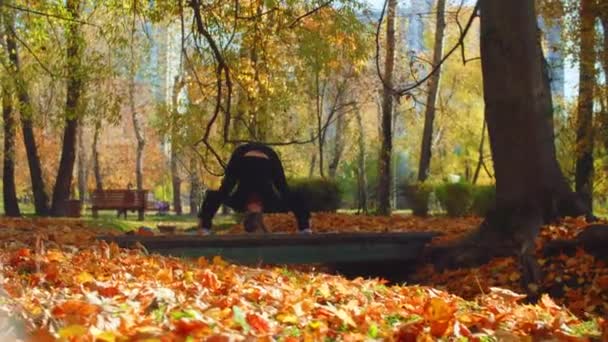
[
  {"left": 433, "top": 0, "right": 588, "bottom": 298},
  {"left": 355, "top": 110, "right": 368, "bottom": 214},
  {"left": 417, "top": 0, "right": 446, "bottom": 182},
  {"left": 328, "top": 108, "right": 346, "bottom": 179},
  {"left": 600, "top": 13, "right": 608, "bottom": 154},
  {"left": 77, "top": 120, "right": 88, "bottom": 200},
  {"left": 51, "top": 0, "right": 83, "bottom": 216},
  {"left": 316, "top": 73, "right": 326, "bottom": 178},
  {"left": 601, "top": 15, "right": 608, "bottom": 85},
  {"left": 132, "top": 92, "right": 145, "bottom": 219},
  {"left": 129, "top": 10, "right": 145, "bottom": 220},
  {"left": 2, "top": 9, "right": 49, "bottom": 215},
  {"left": 171, "top": 146, "right": 182, "bottom": 215},
  {"left": 133, "top": 105, "right": 145, "bottom": 221},
  {"left": 92, "top": 121, "right": 103, "bottom": 190},
  {"left": 189, "top": 158, "right": 201, "bottom": 216},
  {"left": 472, "top": 119, "right": 487, "bottom": 185},
  {"left": 480, "top": 0, "right": 586, "bottom": 223},
  {"left": 309, "top": 150, "right": 316, "bottom": 178},
  {"left": 376, "top": 0, "right": 396, "bottom": 215},
  {"left": 2, "top": 85, "right": 20, "bottom": 217},
  {"left": 574, "top": 0, "right": 596, "bottom": 211},
  {"left": 171, "top": 75, "right": 185, "bottom": 215}
]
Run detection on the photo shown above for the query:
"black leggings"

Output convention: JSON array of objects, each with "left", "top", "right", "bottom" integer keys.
[{"left": 200, "top": 189, "right": 310, "bottom": 231}]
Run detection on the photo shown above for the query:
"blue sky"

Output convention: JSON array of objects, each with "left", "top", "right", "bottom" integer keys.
[{"left": 363, "top": 0, "right": 579, "bottom": 100}]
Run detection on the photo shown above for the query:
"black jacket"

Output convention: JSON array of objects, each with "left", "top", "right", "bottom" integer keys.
[{"left": 199, "top": 143, "right": 310, "bottom": 230}]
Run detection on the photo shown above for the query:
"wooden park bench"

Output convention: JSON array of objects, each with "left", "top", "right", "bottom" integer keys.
[{"left": 91, "top": 189, "right": 149, "bottom": 221}]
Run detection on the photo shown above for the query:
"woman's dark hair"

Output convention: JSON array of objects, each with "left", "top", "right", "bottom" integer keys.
[{"left": 243, "top": 212, "right": 267, "bottom": 233}]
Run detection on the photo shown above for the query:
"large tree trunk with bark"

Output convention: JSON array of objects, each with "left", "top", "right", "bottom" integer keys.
[
  {"left": 77, "top": 120, "right": 88, "bottom": 201},
  {"left": 480, "top": 0, "right": 587, "bottom": 229},
  {"left": 355, "top": 110, "right": 368, "bottom": 214},
  {"left": 574, "top": 0, "right": 596, "bottom": 211},
  {"left": 2, "top": 85, "right": 20, "bottom": 216},
  {"left": 51, "top": 0, "right": 83, "bottom": 216},
  {"left": 92, "top": 121, "right": 103, "bottom": 190},
  {"left": 376, "top": 0, "right": 396, "bottom": 215},
  {"left": 432, "top": 0, "right": 588, "bottom": 300},
  {"left": 2, "top": 10, "right": 49, "bottom": 215},
  {"left": 417, "top": 0, "right": 446, "bottom": 182}
]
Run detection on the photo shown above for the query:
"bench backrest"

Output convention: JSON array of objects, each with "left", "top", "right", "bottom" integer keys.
[{"left": 91, "top": 189, "right": 148, "bottom": 209}]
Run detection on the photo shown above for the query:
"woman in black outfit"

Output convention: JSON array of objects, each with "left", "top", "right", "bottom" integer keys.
[{"left": 198, "top": 143, "right": 312, "bottom": 234}]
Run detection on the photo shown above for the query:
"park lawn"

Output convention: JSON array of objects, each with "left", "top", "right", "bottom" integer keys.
[
  {"left": 0, "top": 214, "right": 605, "bottom": 340},
  {"left": 81, "top": 212, "right": 237, "bottom": 233}
]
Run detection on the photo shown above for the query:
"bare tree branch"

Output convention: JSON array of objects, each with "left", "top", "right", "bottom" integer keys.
[
  {"left": 375, "top": 0, "right": 480, "bottom": 97},
  {"left": 0, "top": 2, "right": 99, "bottom": 27},
  {"left": 9, "top": 27, "right": 57, "bottom": 78},
  {"left": 288, "top": 0, "right": 334, "bottom": 28}
]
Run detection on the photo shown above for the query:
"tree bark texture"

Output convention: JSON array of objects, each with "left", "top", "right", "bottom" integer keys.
[
  {"left": 92, "top": 121, "right": 103, "bottom": 190},
  {"left": 376, "top": 0, "right": 396, "bottom": 215},
  {"left": 417, "top": 0, "right": 446, "bottom": 182},
  {"left": 77, "top": 120, "right": 88, "bottom": 201},
  {"left": 574, "top": 0, "right": 596, "bottom": 211},
  {"left": 431, "top": 1, "right": 589, "bottom": 291},
  {"left": 129, "top": 8, "right": 145, "bottom": 220},
  {"left": 189, "top": 158, "right": 201, "bottom": 216},
  {"left": 51, "top": 0, "right": 83, "bottom": 216},
  {"left": 2, "top": 9, "right": 49, "bottom": 215},
  {"left": 2, "top": 84, "right": 20, "bottom": 216},
  {"left": 480, "top": 0, "right": 586, "bottom": 223},
  {"left": 328, "top": 104, "right": 346, "bottom": 179},
  {"left": 600, "top": 11, "right": 608, "bottom": 155},
  {"left": 171, "top": 75, "right": 185, "bottom": 215},
  {"left": 355, "top": 110, "right": 368, "bottom": 214},
  {"left": 472, "top": 120, "right": 487, "bottom": 185}
]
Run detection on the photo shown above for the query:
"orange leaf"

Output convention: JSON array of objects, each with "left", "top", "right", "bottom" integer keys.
[
  {"left": 198, "top": 269, "right": 221, "bottom": 291},
  {"left": 52, "top": 300, "right": 100, "bottom": 325},
  {"left": 98, "top": 286, "right": 120, "bottom": 298},
  {"left": 246, "top": 313, "right": 270, "bottom": 333},
  {"left": 156, "top": 268, "right": 173, "bottom": 283},
  {"left": 596, "top": 275, "right": 608, "bottom": 289},
  {"left": 173, "top": 319, "right": 209, "bottom": 336}
]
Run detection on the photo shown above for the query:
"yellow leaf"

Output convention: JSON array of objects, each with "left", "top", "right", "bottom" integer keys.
[
  {"left": 58, "top": 325, "right": 88, "bottom": 338},
  {"left": 76, "top": 272, "right": 94, "bottom": 284},
  {"left": 46, "top": 250, "right": 65, "bottom": 262},
  {"left": 318, "top": 283, "right": 330, "bottom": 298},
  {"left": 276, "top": 313, "right": 298, "bottom": 324},
  {"left": 334, "top": 308, "right": 356, "bottom": 327},
  {"left": 212, "top": 256, "right": 227, "bottom": 266},
  {"left": 95, "top": 331, "right": 117, "bottom": 342},
  {"left": 309, "top": 321, "right": 321, "bottom": 329}
]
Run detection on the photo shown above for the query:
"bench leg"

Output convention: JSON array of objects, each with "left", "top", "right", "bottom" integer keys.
[
  {"left": 93, "top": 209, "right": 98, "bottom": 218},
  {"left": 138, "top": 209, "right": 144, "bottom": 221}
]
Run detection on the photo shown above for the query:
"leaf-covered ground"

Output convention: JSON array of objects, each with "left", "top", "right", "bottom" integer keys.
[
  {"left": 0, "top": 216, "right": 606, "bottom": 341},
  {"left": 233, "top": 214, "right": 608, "bottom": 319}
]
